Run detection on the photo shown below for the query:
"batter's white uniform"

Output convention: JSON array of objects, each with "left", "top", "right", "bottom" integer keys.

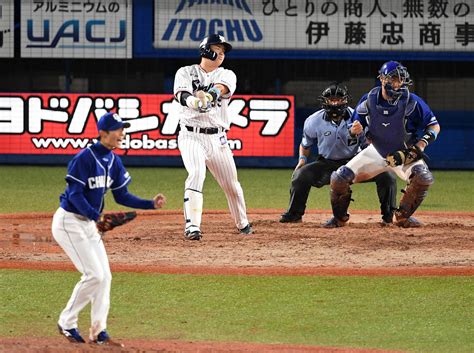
[{"left": 174, "top": 64, "right": 249, "bottom": 233}]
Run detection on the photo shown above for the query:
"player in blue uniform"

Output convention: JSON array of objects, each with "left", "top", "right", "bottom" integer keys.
[
  {"left": 324, "top": 61, "right": 440, "bottom": 228},
  {"left": 52, "top": 112, "right": 166, "bottom": 346},
  {"left": 280, "top": 83, "right": 397, "bottom": 224}
]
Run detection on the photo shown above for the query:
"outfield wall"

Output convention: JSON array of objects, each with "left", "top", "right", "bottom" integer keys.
[
  {"left": 0, "top": 92, "right": 470, "bottom": 169},
  {"left": 1, "top": 1, "right": 473, "bottom": 169}
]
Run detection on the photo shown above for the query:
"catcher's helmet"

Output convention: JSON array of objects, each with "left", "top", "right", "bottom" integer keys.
[
  {"left": 199, "top": 34, "right": 232, "bottom": 61},
  {"left": 378, "top": 61, "right": 412, "bottom": 100},
  {"left": 319, "top": 83, "right": 351, "bottom": 120}
]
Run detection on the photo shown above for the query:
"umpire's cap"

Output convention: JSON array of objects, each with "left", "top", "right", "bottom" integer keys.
[{"left": 97, "top": 112, "right": 130, "bottom": 132}]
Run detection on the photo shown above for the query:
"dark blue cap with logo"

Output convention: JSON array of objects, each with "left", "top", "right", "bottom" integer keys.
[{"left": 97, "top": 112, "right": 131, "bottom": 131}]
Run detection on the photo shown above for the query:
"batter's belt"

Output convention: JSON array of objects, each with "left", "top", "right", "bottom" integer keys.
[{"left": 182, "top": 125, "right": 227, "bottom": 135}]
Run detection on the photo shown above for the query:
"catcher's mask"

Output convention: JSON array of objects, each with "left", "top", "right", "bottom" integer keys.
[
  {"left": 199, "top": 34, "right": 232, "bottom": 61},
  {"left": 378, "top": 61, "right": 412, "bottom": 102},
  {"left": 319, "top": 83, "right": 351, "bottom": 121}
]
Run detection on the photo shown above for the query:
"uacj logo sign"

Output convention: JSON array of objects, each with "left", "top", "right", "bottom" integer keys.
[
  {"left": 21, "top": 0, "right": 132, "bottom": 58},
  {"left": 155, "top": 0, "right": 262, "bottom": 46}
]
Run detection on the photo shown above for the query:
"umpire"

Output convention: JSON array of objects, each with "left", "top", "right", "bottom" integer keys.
[{"left": 280, "top": 83, "right": 397, "bottom": 225}]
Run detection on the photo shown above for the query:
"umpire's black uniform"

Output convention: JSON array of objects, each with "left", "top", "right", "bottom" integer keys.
[{"left": 281, "top": 108, "right": 397, "bottom": 223}]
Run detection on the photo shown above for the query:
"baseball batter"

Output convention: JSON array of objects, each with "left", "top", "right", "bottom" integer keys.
[
  {"left": 52, "top": 112, "right": 166, "bottom": 345},
  {"left": 324, "top": 61, "right": 440, "bottom": 228},
  {"left": 173, "top": 34, "right": 252, "bottom": 240}
]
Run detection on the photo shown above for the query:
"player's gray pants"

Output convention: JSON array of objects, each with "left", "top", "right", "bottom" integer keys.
[
  {"left": 178, "top": 127, "right": 249, "bottom": 231},
  {"left": 52, "top": 208, "right": 111, "bottom": 334}
]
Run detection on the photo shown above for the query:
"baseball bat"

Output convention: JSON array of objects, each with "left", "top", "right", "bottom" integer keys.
[{"left": 196, "top": 90, "right": 208, "bottom": 106}]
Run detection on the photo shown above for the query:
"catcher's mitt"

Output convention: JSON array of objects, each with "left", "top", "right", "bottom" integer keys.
[
  {"left": 96, "top": 211, "right": 137, "bottom": 234},
  {"left": 386, "top": 145, "right": 423, "bottom": 167}
]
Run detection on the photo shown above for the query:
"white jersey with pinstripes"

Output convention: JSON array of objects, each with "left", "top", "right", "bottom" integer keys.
[
  {"left": 174, "top": 63, "right": 249, "bottom": 233},
  {"left": 174, "top": 64, "right": 236, "bottom": 129}
]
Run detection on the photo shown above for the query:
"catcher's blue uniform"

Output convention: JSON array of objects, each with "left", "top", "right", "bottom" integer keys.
[{"left": 353, "top": 87, "right": 439, "bottom": 157}]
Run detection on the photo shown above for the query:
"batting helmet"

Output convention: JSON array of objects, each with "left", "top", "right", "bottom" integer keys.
[
  {"left": 199, "top": 34, "right": 232, "bottom": 61},
  {"left": 319, "top": 83, "right": 351, "bottom": 121}
]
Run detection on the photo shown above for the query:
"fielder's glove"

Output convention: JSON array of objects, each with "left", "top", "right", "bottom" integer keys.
[
  {"left": 96, "top": 211, "right": 137, "bottom": 234},
  {"left": 386, "top": 145, "right": 423, "bottom": 167}
]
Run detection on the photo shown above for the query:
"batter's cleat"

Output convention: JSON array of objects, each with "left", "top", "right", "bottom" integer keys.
[
  {"left": 57, "top": 324, "right": 85, "bottom": 343},
  {"left": 90, "top": 330, "right": 124, "bottom": 347},
  {"left": 279, "top": 213, "right": 302, "bottom": 223},
  {"left": 239, "top": 224, "right": 254, "bottom": 235},
  {"left": 322, "top": 216, "right": 348, "bottom": 228},
  {"left": 395, "top": 216, "right": 423, "bottom": 228},
  {"left": 184, "top": 230, "right": 202, "bottom": 240}
]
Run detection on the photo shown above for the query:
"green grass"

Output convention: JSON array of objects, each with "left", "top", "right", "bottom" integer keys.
[
  {"left": 1, "top": 167, "right": 473, "bottom": 352},
  {"left": 0, "top": 166, "right": 473, "bottom": 213},
  {"left": 0, "top": 270, "right": 472, "bottom": 353}
]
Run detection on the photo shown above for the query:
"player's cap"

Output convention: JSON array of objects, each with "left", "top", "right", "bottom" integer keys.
[{"left": 97, "top": 112, "right": 130, "bottom": 132}]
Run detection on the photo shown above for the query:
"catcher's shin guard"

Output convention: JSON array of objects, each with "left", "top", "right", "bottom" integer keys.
[
  {"left": 396, "top": 165, "right": 434, "bottom": 221},
  {"left": 329, "top": 166, "right": 355, "bottom": 221}
]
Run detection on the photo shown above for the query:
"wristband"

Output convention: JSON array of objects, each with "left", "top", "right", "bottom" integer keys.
[
  {"left": 420, "top": 129, "right": 437, "bottom": 146},
  {"left": 207, "top": 86, "right": 221, "bottom": 102},
  {"left": 299, "top": 156, "right": 307, "bottom": 163}
]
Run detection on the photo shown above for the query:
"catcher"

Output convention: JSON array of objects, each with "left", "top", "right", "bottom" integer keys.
[
  {"left": 52, "top": 112, "right": 166, "bottom": 346},
  {"left": 324, "top": 61, "right": 440, "bottom": 228}
]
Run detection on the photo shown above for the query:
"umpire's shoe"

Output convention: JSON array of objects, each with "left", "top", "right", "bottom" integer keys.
[
  {"left": 185, "top": 230, "right": 202, "bottom": 240},
  {"left": 90, "top": 330, "right": 124, "bottom": 347},
  {"left": 381, "top": 213, "right": 394, "bottom": 226},
  {"left": 239, "top": 223, "right": 254, "bottom": 235},
  {"left": 279, "top": 213, "right": 302, "bottom": 223},
  {"left": 322, "top": 216, "right": 349, "bottom": 228},
  {"left": 57, "top": 324, "right": 85, "bottom": 343}
]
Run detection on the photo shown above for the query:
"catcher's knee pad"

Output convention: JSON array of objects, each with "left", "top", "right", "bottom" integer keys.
[
  {"left": 397, "top": 165, "right": 434, "bottom": 220},
  {"left": 330, "top": 166, "right": 354, "bottom": 220},
  {"left": 409, "top": 164, "right": 434, "bottom": 186},
  {"left": 330, "top": 166, "right": 355, "bottom": 191}
]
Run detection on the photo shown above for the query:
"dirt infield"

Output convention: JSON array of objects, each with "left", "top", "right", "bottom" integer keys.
[
  {"left": 0, "top": 337, "right": 407, "bottom": 353},
  {"left": 1, "top": 209, "right": 473, "bottom": 272},
  {"left": 1, "top": 209, "right": 473, "bottom": 352}
]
